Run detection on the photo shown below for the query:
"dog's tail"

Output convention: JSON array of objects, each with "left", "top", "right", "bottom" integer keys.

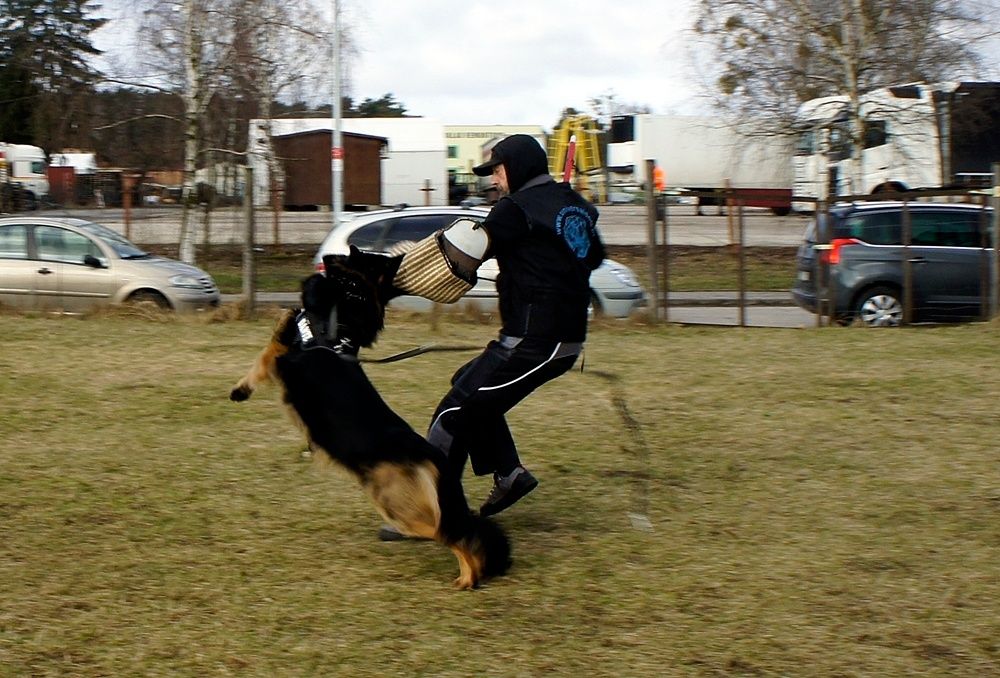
[
  {"left": 467, "top": 513, "right": 512, "bottom": 578},
  {"left": 441, "top": 512, "right": 512, "bottom": 582},
  {"left": 436, "top": 470, "right": 512, "bottom": 581}
]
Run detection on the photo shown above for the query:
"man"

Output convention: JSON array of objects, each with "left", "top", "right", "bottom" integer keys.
[{"left": 387, "top": 134, "right": 605, "bottom": 537}]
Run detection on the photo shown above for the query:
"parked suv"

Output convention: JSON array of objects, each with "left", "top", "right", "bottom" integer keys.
[{"left": 791, "top": 202, "right": 994, "bottom": 326}]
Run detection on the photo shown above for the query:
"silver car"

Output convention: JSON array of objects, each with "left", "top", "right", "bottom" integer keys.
[
  {"left": 311, "top": 205, "right": 646, "bottom": 317},
  {"left": 0, "top": 216, "right": 220, "bottom": 313}
]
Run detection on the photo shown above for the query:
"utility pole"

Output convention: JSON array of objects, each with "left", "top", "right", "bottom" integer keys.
[{"left": 331, "top": 0, "right": 343, "bottom": 232}]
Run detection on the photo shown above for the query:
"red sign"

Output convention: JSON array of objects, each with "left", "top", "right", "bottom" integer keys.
[{"left": 331, "top": 147, "right": 344, "bottom": 160}]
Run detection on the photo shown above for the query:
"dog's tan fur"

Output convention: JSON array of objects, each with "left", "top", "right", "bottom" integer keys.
[{"left": 230, "top": 309, "right": 293, "bottom": 397}]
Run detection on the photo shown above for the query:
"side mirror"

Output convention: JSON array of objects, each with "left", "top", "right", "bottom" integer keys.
[{"left": 84, "top": 254, "right": 105, "bottom": 269}]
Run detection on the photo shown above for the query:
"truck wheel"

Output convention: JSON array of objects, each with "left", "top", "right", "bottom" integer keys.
[{"left": 771, "top": 206, "right": 791, "bottom": 216}]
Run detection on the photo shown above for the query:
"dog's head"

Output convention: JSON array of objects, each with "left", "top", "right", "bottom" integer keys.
[{"left": 300, "top": 246, "right": 403, "bottom": 348}]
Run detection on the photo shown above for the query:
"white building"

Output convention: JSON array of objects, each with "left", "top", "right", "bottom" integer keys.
[
  {"left": 444, "top": 125, "right": 546, "bottom": 177},
  {"left": 50, "top": 151, "right": 98, "bottom": 175}
]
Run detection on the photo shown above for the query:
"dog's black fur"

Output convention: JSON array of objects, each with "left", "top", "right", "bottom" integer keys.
[{"left": 230, "top": 247, "right": 510, "bottom": 589}]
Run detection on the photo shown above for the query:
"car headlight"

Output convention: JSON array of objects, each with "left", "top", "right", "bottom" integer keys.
[
  {"left": 168, "top": 274, "right": 204, "bottom": 289},
  {"left": 606, "top": 264, "right": 640, "bottom": 288}
]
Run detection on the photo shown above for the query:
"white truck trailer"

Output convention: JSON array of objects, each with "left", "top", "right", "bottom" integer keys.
[
  {"left": 0, "top": 142, "right": 49, "bottom": 207},
  {"left": 792, "top": 81, "right": 1000, "bottom": 203},
  {"left": 607, "top": 114, "right": 794, "bottom": 215}
]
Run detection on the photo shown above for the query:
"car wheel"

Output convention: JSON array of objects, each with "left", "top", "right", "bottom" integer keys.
[
  {"left": 127, "top": 290, "right": 171, "bottom": 310},
  {"left": 855, "top": 286, "right": 902, "bottom": 327}
]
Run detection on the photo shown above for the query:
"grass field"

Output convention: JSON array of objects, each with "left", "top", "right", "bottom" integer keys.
[{"left": 1, "top": 309, "right": 998, "bottom": 676}]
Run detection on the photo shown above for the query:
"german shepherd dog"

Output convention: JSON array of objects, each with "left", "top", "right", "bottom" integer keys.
[{"left": 229, "top": 247, "right": 510, "bottom": 589}]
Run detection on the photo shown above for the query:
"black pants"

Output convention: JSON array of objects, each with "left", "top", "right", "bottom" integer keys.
[{"left": 427, "top": 335, "right": 581, "bottom": 477}]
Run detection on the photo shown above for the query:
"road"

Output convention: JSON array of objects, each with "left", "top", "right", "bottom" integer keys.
[
  {"left": 39, "top": 203, "right": 810, "bottom": 248},
  {"left": 665, "top": 306, "right": 814, "bottom": 328}
]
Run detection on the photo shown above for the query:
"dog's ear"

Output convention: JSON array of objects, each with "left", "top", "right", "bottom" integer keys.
[
  {"left": 301, "top": 272, "right": 334, "bottom": 314},
  {"left": 345, "top": 245, "right": 406, "bottom": 302},
  {"left": 323, "top": 253, "right": 348, "bottom": 274}
]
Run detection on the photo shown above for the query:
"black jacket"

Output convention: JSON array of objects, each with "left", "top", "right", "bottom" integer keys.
[{"left": 481, "top": 137, "right": 605, "bottom": 342}]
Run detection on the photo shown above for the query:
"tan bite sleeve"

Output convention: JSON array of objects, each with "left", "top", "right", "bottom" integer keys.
[{"left": 392, "top": 233, "right": 474, "bottom": 304}]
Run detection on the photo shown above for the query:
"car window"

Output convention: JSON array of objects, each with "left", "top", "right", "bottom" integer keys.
[
  {"left": 0, "top": 224, "right": 29, "bottom": 259},
  {"left": 35, "top": 225, "right": 102, "bottom": 265},
  {"left": 911, "top": 211, "right": 983, "bottom": 248},
  {"left": 347, "top": 220, "right": 394, "bottom": 250},
  {"left": 78, "top": 221, "right": 147, "bottom": 258},
  {"left": 843, "top": 211, "right": 901, "bottom": 245},
  {"left": 381, "top": 215, "right": 455, "bottom": 250}
]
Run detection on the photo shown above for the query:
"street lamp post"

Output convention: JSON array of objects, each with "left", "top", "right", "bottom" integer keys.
[{"left": 331, "top": 0, "right": 343, "bottom": 231}]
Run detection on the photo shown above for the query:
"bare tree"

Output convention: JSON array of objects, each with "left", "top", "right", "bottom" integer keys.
[
  {"left": 586, "top": 90, "right": 653, "bottom": 128},
  {"left": 692, "top": 0, "right": 996, "bottom": 188},
  {"left": 112, "top": 0, "right": 341, "bottom": 263},
  {"left": 229, "top": 0, "right": 349, "bottom": 239}
]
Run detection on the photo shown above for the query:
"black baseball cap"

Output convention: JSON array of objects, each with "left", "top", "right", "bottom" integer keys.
[{"left": 472, "top": 145, "right": 505, "bottom": 176}]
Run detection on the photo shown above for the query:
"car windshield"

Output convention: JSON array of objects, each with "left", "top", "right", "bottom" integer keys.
[{"left": 77, "top": 221, "right": 150, "bottom": 259}]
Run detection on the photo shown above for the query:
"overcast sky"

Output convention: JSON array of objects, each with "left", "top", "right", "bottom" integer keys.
[
  {"left": 342, "top": 0, "right": 703, "bottom": 126},
  {"left": 92, "top": 0, "right": 1000, "bottom": 128},
  {"left": 92, "top": 0, "right": 706, "bottom": 128}
]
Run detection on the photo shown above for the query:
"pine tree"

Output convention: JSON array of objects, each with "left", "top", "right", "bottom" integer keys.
[{"left": 0, "top": 0, "right": 106, "bottom": 145}]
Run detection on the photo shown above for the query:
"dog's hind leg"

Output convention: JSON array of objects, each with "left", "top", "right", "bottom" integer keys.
[
  {"left": 364, "top": 461, "right": 486, "bottom": 589},
  {"left": 364, "top": 461, "right": 441, "bottom": 538},
  {"left": 435, "top": 472, "right": 511, "bottom": 588},
  {"left": 230, "top": 310, "right": 295, "bottom": 401},
  {"left": 447, "top": 540, "right": 488, "bottom": 590},
  {"left": 448, "top": 544, "right": 479, "bottom": 590}
]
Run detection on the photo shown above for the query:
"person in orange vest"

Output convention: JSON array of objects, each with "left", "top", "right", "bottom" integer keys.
[{"left": 653, "top": 164, "right": 666, "bottom": 193}]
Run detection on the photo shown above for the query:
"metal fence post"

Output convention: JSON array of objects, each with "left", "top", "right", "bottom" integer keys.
[
  {"left": 992, "top": 163, "right": 1000, "bottom": 319},
  {"left": 902, "top": 199, "right": 912, "bottom": 325},
  {"left": 980, "top": 192, "right": 990, "bottom": 321},
  {"left": 660, "top": 193, "right": 670, "bottom": 323},
  {"left": 644, "top": 159, "right": 660, "bottom": 322},
  {"left": 737, "top": 200, "right": 746, "bottom": 327},
  {"left": 242, "top": 166, "right": 256, "bottom": 316},
  {"left": 815, "top": 200, "right": 827, "bottom": 327}
]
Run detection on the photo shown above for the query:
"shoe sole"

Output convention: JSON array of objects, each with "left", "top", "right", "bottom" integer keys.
[{"left": 378, "top": 527, "right": 431, "bottom": 542}]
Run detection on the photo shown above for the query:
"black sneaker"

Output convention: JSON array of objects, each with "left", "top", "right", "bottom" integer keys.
[{"left": 480, "top": 466, "right": 538, "bottom": 517}]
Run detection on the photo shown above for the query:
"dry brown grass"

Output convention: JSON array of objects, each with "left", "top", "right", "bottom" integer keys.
[{"left": 1, "top": 312, "right": 997, "bottom": 676}]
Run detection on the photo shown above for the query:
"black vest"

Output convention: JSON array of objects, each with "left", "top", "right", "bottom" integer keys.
[{"left": 495, "top": 180, "right": 605, "bottom": 341}]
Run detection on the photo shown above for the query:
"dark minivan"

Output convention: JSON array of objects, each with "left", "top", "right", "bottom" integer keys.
[{"left": 791, "top": 202, "right": 994, "bottom": 326}]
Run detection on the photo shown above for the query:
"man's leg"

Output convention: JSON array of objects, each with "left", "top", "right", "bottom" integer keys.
[{"left": 428, "top": 337, "right": 579, "bottom": 515}]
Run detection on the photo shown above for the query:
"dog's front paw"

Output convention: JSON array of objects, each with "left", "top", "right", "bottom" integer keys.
[{"left": 230, "top": 386, "right": 252, "bottom": 402}]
